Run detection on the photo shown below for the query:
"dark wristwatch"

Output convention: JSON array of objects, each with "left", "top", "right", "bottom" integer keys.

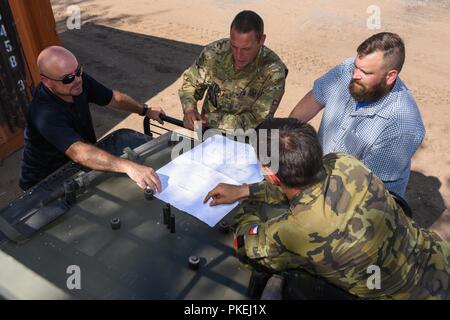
[{"left": 140, "top": 103, "right": 149, "bottom": 116}]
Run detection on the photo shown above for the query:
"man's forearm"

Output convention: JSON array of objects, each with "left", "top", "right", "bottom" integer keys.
[
  {"left": 289, "top": 90, "right": 324, "bottom": 122},
  {"left": 179, "top": 89, "right": 200, "bottom": 113},
  {"left": 211, "top": 82, "right": 284, "bottom": 130},
  {"left": 66, "top": 141, "right": 161, "bottom": 191},
  {"left": 66, "top": 141, "right": 131, "bottom": 174},
  {"left": 183, "top": 104, "right": 198, "bottom": 113},
  {"left": 108, "top": 90, "right": 144, "bottom": 115},
  {"left": 179, "top": 67, "right": 208, "bottom": 113}
]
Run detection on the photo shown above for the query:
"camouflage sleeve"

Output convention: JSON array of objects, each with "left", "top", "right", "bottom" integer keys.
[
  {"left": 233, "top": 210, "right": 300, "bottom": 272},
  {"left": 214, "top": 66, "right": 286, "bottom": 130},
  {"left": 178, "top": 47, "right": 212, "bottom": 112},
  {"left": 248, "top": 181, "right": 287, "bottom": 204}
]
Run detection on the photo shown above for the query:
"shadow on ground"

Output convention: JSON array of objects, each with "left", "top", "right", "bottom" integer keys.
[
  {"left": 0, "top": 22, "right": 203, "bottom": 208},
  {"left": 405, "top": 171, "right": 446, "bottom": 228},
  {"left": 59, "top": 22, "right": 203, "bottom": 137}
]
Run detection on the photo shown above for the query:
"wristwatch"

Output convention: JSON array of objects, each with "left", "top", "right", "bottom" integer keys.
[{"left": 140, "top": 103, "right": 149, "bottom": 116}]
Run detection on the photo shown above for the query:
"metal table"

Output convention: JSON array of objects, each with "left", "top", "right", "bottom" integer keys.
[{"left": 0, "top": 127, "right": 251, "bottom": 299}]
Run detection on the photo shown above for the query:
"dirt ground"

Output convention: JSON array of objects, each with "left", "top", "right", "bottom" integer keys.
[{"left": 0, "top": 0, "right": 449, "bottom": 233}]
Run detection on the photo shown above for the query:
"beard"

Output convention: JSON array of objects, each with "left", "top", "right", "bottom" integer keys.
[{"left": 349, "top": 78, "right": 389, "bottom": 102}]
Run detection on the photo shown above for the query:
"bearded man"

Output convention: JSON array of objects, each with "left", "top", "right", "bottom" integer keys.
[{"left": 289, "top": 32, "right": 425, "bottom": 197}]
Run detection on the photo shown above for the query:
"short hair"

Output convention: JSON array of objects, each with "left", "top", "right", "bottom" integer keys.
[
  {"left": 230, "top": 10, "right": 264, "bottom": 42},
  {"left": 357, "top": 32, "right": 405, "bottom": 72},
  {"left": 256, "top": 118, "right": 323, "bottom": 188}
]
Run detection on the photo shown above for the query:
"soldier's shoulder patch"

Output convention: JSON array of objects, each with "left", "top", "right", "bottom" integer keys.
[{"left": 249, "top": 224, "right": 259, "bottom": 235}]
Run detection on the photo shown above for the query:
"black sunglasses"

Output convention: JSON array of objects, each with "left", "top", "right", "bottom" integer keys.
[{"left": 41, "top": 65, "right": 83, "bottom": 84}]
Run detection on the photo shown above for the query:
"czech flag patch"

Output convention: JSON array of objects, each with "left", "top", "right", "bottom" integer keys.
[{"left": 249, "top": 224, "right": 259, "bottom": 235}]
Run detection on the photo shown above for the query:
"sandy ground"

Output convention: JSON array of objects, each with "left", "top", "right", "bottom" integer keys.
[{"left": 0, "top": 0, "right": 449, "bottom": 233}]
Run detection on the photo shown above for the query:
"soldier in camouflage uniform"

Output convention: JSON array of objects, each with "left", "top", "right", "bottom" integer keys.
[
  {"left": 179, "top": 10, "right": 287, "bottom": 131},
  {"left": 204, "top": 118, "right": 449, "bottom": 299}
]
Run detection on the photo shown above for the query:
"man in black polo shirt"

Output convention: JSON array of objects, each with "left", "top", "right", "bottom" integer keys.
[{"left": 20, "top": 46, "right": 164, "bottom": 191}]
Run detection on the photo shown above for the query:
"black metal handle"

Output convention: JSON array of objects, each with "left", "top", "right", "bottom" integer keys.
[
  {"left": 159, "top": 114, "right": 184, "bottom": 127},
  {"left": 143, "top": 114, "right": 216, "bottom": 137},
  {"left": 143, "top": 115, "right": 186, "bottom": 136},
  {"left": 143, "top": 116, "right": 152, "bottom": 136}
]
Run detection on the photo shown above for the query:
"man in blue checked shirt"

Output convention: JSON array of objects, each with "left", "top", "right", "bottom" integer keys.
[{"left": 289, "top": 32, "right": 425, "bottom": 197}]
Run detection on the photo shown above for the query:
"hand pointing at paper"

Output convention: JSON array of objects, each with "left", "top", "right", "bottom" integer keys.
[{"left": 204, "top": 183, "right": 250, "bottom": 206}]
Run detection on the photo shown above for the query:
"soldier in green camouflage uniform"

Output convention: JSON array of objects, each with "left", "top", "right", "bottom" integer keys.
[
  {"left": 205, "top": 118, "right": 449, "bottom": 300},
  {"left": 179, "top": 11, "right": 287, "bottom": 131}
]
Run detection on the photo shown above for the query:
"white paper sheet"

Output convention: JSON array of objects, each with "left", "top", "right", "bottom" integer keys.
[{"left": 155, "top": 135, "right": 263, "bottom": 227}]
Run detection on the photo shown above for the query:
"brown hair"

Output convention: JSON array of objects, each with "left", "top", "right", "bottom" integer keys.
[
  {"left": 256, "top": 118, "right": 323, "bottom": 188},
  {"left": 357, "top": 32, "right": 405, "bottom": 72},
  {"left": 230, "top": 10, "right": 264, "bottom": 42}
]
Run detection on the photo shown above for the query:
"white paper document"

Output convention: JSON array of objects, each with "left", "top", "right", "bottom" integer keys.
[{"left": 155, "top": 135, "right": 263, "bottom": 227}]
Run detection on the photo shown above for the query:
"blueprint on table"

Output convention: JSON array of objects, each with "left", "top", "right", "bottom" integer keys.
[{"left": 155, "top": 135, "right": 263, "bottom": 227}]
